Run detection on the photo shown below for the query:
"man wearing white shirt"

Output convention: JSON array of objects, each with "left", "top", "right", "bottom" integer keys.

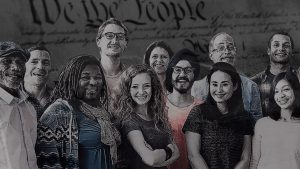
[{"left": 0, "top": 41, "right": 38, "bottom": 169}]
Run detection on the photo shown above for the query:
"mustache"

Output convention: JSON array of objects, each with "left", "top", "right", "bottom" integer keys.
[
  {"left": 108, "top": 42, "right": 120, "bottom": 48},
  {"left": 176, "top": 77, "right": 189, "bottom": 82},
  {"left": 33, "top": 69, "right": 47, "bottom": 75}
]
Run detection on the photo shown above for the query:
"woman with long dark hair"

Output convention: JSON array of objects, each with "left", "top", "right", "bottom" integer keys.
[
  {"left": 36, "top": 55, "right": 120, "bottom": 169},
  {"left": 250, "top": 72, "right": 300, "bottom": 169},
  {"left": 183, "top": 62, "right": 252, "bottom": 169},
  {"left": 113, "top": 64, "right": 179, "bottom": 169},
  {"left": 143, "top": 41, "right": 173, "bottom": 92}
]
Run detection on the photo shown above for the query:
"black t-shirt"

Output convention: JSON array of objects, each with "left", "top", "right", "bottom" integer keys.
[
  {"left": 183, "top": 103, "right": 253, "bottom": 169},
  {"left": 122, "top": 113, "right": 171, "bottom": 169}
]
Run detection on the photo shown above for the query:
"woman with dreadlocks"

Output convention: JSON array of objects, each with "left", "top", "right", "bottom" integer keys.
[
  {"left": 36, "top": 55, "right": 120, "bottom": 169},
  {"left": 112, "top": 64, "right": 179, "bottom": 169}
]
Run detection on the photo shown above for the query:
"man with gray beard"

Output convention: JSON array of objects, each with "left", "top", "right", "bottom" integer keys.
[{"left": 0, "top": 41, "right": 38, "bottom": 169}]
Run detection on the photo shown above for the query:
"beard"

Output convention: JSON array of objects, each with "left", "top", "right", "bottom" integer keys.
[
  {"left": 172, "top": 77, "right": 193, "bottom": 94},
  {"left": 270, "top": 53, "right": 290, "bottom": 64},
  {"left": 0, "top": 71, "right": 23, "bottom": 89}
]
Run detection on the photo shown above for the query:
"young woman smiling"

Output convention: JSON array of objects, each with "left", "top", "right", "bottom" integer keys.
[
  {"left": 250, "top": 72, "right": 300, "bottom": 169},
  {"left": 183, "top": 62, "right": 252, "bottom": 169},
  {"left": 112, "top": 64, "right": 179, "bottom": 169}
]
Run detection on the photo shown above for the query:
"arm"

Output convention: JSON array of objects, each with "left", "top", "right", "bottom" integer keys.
[
  {"left": 249, "top": 123, "right": 262, "bottom": 169},
  {"left": 152, "top": 142, "right": 180, "bottom": 167},
  {"left": 36, "top": 123, "right": 63, "bottom": 169},
  {"left": 36, "top": 100, "right": 73, "bottom": 169},
  {"left": 250, "top": 83, "right": 263, "bottom": 123},
  {"left": 127, "top": 130, "right": 169, "bottom": 166},
  {"left": 297, "top": 67, "right": 300, "bottom": 83},
  {"left": 234, "top": 135, "right": 251, "bottom": 169},
  {"left": 185, "top": 131, "right": 209, "bottom": 169}
]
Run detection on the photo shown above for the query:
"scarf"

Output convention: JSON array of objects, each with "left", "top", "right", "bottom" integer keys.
[{"left": 79, "top": 101, "right": 121, "bottom": 164}]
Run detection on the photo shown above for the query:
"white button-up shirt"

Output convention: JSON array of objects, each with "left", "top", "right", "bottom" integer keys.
[{"left": 0, "top": 87, "right": 38, "bottom": 169}]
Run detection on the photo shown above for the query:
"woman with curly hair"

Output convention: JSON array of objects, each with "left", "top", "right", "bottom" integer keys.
[
  {"left": 143, "top": 41, "right": 173, "bottom": 92},
  {"left": 36, "top": 55, "right": 120, "bottom": 169},
  {"left": 250, "top": 72, "right": 300, "bottom": 169},
  {"left": 113, "top": 64, "right": 179, "bottom": 169}
]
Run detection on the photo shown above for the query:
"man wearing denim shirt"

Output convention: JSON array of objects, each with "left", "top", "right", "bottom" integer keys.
[
  {"left": 0, "top": 41, "right": 38, "bottom": 169},
  {"left": 251, "top": 31, "right": 300, "bottom": 116},
  {"left": 192, "top": 32, "right": 263, "bottom": 125}
]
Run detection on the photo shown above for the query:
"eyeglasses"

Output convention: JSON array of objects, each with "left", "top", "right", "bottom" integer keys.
[
  {"left": 172, "top": 66, "right": 194, "bottom": 75},
  {"left": 212, "top": 45, "right": 235, "bottom": 53},
  {"left": 101, "top": 32, "right": 126, "bottom": 40}
]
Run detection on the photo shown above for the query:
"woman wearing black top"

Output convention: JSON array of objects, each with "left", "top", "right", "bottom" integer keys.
[{"left": 183, "top": 62, "right": 252, "bottom": 169}]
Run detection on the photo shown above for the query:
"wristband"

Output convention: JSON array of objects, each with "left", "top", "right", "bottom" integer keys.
[{"left": 164, "top": 146, "right": 172, "bottom": 161}]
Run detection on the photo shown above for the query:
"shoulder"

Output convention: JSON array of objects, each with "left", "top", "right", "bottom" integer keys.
[
  {"left": 193, "top": 97, "right": 204, "bottom": 106},
  {"left": 255, "top": 117, "right": 272, "bottom": 129},
  {"left": 251, "top": 70, "right": 266, "bottom": 83},
  {"left": 240, "top": 75, "right": 260, "bottom": 91},
  {"left": 122, "top": 114, "right": 142, "bottom": 135},
  {"left": 39, "top": 99, "right": 74, "bottom": 130},
  {"left": 193, "top": 77, "right": 207, "bottom": 87}
]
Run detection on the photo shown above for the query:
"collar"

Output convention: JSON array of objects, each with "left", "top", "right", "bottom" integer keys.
[
  {"left": 0, "top": 86, "right": 28, "bottom": 104},
  {"left": 22, "top": 84, "right": 49, "bottom": 101}
]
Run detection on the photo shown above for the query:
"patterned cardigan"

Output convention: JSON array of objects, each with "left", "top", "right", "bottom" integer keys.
[{"left": 36, "top": 99, "right": 79, "bottom": 169}]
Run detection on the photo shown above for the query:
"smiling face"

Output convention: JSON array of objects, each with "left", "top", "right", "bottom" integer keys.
[
  {"left": 78, "top": 64, "right": 103, "bottom": 102},
  {"left": 210, "top": 33, "right": 237, "bottom": 65},
  {"left": 149, "top": 47, "right": 170, "bottom": 74},
  {"left": 274, "top": 79, "right": 295, "bottom": 109},
  {"left": 0, "top": 55, "right": 26, "bottom": 89},
  {"left": 130, "top": 73, "right": 152, "bottom": 105},
  {"left": 96, "top": 24, "right": 127, "bottom": 57},
  {"left": 268, "top": 34, "right": 292, "bottom": 64},
  {"left": 25, "top": 50, "right": 51, "bottom": 86},
  {"left": 209, "top": 70, "right": 237, "bottom": 103},
  {"left": 171, "top": 60, "right": 194, "bottom": 94}
]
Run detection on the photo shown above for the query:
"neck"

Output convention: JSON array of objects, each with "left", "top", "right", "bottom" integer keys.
[
  {"left": 24, "top": 82, "right": 45, "bottom": 98},
  {"left": 157, "top": 73, "right": 166, "bottom": 86},
  {"left": 280, "top": 108, "right": 293, "bottom": 121},
  {"left": 217, "top": 102, "right": 228, "bottom": 114},
  {"left": 270, "top": 62, "right": 290, "bottom": 75},
  {"left": 135, "top": 104, "right": 150, "bottom": 119},
  {"left": 83, "top": 99, "right": 99, "bottom": 108},
  {"left": 168, "top": 89, "right": 193, "bottom": 107},
  {"left": 100, "top": 53, "right": 122, "bottom": 76}
]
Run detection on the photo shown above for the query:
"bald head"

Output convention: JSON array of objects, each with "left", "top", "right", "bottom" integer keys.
[{"left": 209, "top": 32, "right": 237, "bottom": 66}]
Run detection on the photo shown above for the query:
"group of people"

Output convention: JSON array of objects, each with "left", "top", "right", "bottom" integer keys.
[{"left": 0, "top": 17, "right": 300, "bottom": 169}]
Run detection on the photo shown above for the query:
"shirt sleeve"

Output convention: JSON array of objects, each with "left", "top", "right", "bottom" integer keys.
[
  {"left": 182, "top": 105, "right": 202, "bottom": 134},
  {"left": 250, "top": 82, "right": 263, "bottom": 123},
  {"left": 122, "top": 117, "right": 141, "bottom": 136}
]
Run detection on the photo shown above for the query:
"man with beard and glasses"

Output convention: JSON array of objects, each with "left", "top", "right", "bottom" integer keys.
[
  {"left": 23, "top": 45, "right": 52, "bottom": 120},
  {"left": 251, "top": 31, "right": 300, "bottom": 116},
  {"left": 192, "top": 32, "right": 263, "bottom": 125},
  {"left": 0, "top": 41, "right": 38, "bottom": 169},
  {"left": 165, "top": 48, "right": 203, "bottom": 169},
  {"left": 96, "top": 18, "right": 128, "bottom": 95}
]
